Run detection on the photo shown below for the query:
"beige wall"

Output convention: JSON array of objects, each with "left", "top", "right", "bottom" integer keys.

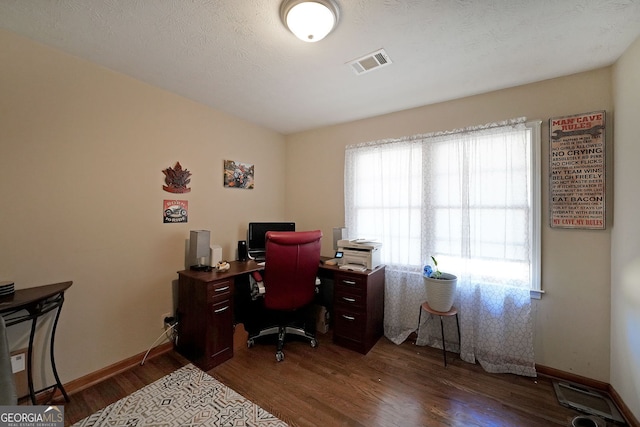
[
  {"left": 286, "top": 68, "right": 613, "bottom": 382},
  {"left": 0, "top": 30, "right": 286, "bottom": 386},
  {"left": 611, "top": 35, "right": 640, "bottom": 420},
  {"left": 1, "top": 25, "right": 631, "bottom": 411}
]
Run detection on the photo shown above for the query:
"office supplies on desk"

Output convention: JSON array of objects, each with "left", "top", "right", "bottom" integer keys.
[
  {"left": 337, "top": 239, "right": 382, "bottom": 270},
  {"left": 323, "top": 250, "right": 343, "bottom": 266},
  {"left": 216, "top": 261, "right": 230, "bottom": 271},
  {"left": 339, "top": 263, "right": 366, "bottom": 272}
]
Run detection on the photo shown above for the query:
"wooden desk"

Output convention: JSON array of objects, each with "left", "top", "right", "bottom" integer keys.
[
  {"left": 176, "top": 260, "right": 385, "bottom": 370},
  {"left": 176, "top": 261, "right": 262, "bottom": 370},
  {"left": 0, "top": 281, "right": 72, "bottom": 404}
]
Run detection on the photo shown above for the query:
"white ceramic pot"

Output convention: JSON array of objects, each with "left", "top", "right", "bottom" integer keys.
[{"left": 424, "top": 273, "right": 457, "bottom": 312}]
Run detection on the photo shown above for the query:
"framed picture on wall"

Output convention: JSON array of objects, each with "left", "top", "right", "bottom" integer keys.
[
  {"left": 549, "top": 111, "right": 606, "bottom": 229},
  {"left": 224, "top": 160, "right": 254, "bottom": 189}
]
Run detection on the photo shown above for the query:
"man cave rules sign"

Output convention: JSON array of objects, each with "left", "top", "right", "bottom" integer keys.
[{"left": 549, "top": 111, "right": 605, "bottom": 229}]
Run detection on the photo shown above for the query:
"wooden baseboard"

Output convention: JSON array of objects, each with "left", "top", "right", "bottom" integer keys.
[
  {"left": 606, "top": 384, "right": 639, "bottom": 427},
  {"left": 408, "top": 335, "right": 637, "bottom": 425},
  {"left": 536, "top": 364, "right": 639, "bottom": 426},
  {"left": 30, "top": 342, "right": 174, "bottom": 404},
  {"left": 536, "top": 364, "right": 609, "bottom": 391}
]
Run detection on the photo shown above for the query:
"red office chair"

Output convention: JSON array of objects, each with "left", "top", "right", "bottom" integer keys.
[{"left": 247, "top": 230, "right": 322, "bottom": 362}]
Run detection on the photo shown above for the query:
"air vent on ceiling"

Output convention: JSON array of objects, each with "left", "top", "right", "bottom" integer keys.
[{"left": 347, "top": 48, "right": 392, "bottom": 75}]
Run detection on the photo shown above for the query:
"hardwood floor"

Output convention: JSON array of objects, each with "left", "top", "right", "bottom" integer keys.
[{"left": 63, "top": 331, "right": 584, "bottom": 426}]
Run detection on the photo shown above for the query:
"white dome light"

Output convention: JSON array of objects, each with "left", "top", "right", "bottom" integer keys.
[{"left": 280, "top": 0, "right": 340, "bottom": 43}]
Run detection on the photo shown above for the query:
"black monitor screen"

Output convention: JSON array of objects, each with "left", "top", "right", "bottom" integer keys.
[{"left": 247, "top": 222, "right": 295, "bottom": 252}]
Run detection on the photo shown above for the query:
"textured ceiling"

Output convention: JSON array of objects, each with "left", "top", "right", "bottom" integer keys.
[{"left": 1, "top": 0, "right": 640, "bottom": 134}]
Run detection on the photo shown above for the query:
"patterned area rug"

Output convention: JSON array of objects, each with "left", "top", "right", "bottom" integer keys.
[{"left": 72, "top": 364, "right": 288, "bottom": 426}]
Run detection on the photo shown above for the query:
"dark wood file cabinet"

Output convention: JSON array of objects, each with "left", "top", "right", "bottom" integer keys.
[
  {"left": 332, "top": 266, "right": 385, "bottom": 354},
  {"left": 176, "top": 270, "right": 235, "bottom": 370}
]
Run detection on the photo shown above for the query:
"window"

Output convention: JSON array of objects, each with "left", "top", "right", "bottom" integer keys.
[{"left": 345, "top": 119, "right": 541, "bottom": 296}]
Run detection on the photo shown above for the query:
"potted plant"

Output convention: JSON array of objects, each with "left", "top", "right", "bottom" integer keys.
[{"left": 423, "top": 256, "right": 457, "bottom": 312}]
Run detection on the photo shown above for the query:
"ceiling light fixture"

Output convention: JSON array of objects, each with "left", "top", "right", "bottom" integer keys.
[{"left": 280, "top": 0, "right": 340, "bottom": 43}]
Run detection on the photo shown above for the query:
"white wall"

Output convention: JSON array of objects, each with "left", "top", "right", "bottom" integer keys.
[
  {"left": 0, "top": 30, "right": 286, "bottom": 386},
  {"left": 286, "top": 68, "right": 614, "bottom": 382},
  {"left": 611, "top": 35, "right": 640, "bottom": 420}
]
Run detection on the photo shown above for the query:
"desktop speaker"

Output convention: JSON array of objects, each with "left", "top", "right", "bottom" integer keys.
[
  {"left": 237, "top": 240, "right": 248, "bottom": 261},
  {"left": 210, "top": 245, "right": 222, "bottom": 267},
  {"left": 333, "top": 227, "right": 347, "bottom": 250},
  {"left": 190, "top": 230, "right": 210, "bottom": 270}
]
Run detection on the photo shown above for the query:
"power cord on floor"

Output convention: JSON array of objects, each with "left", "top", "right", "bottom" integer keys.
[{"left": 140, "top": 319, "right": 178, "bottom": 366}]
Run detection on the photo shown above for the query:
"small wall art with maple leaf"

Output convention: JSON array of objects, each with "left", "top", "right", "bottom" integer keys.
[{"left": 162, "top": 162, "right": 191, "bottom": 193}]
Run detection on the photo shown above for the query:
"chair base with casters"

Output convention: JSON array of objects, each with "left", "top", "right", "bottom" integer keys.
[
  {"left": 247, "top": 322, "right": 318, "bottom": 362},
  {"left": 246, "top": 302, "right": 319, "bottom": 362}
]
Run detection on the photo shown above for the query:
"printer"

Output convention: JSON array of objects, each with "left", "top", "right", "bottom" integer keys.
[{"left": 337, "top": 239, "right": 382, "bottom": 270}]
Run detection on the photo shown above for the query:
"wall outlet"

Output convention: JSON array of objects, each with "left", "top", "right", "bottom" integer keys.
[
  {"left": 11, "top": 352, "right": 25, "bottom": 373},
  {"left": 10, "top": 349, "right": 29, "bottom": 398},
  {"left": 161, "top": 312, "right": 171, "bottom": 328}
]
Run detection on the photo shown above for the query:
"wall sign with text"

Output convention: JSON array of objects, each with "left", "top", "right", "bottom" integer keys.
[
  {"left": 163, "top": 199, "right": 188, "bottom": 224},
  {"left": 549, "top": 111, "right": 605, "bottom": 229}
]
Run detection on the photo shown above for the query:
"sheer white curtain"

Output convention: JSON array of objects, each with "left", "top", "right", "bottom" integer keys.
[{"left": 344, "top": 118, "right": 537, "bottom": 376}]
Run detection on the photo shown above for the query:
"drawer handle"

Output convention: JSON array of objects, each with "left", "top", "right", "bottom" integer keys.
[
  {"left": 342, "top": 314, "right": 355, "bottom": 321},
  {"left": 342, "top": 297, "right": 356, "bottom": 303},
  {"left": 214, "top": 306, "right": 229, "bottom": 313},
  {"left": 215, "top": 286, "right": 230, "bottom": 292},
  {"left": 342, "top": 280, "right": 357, "bottom": 285}
]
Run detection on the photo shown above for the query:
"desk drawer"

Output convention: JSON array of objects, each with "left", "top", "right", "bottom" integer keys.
[
  {"left": 333, "top": 307, "right": 365, "bottom": 341},
  {"left": 334, "top": 290, "right": 365, "bottom": 311},
  {"left": 205, "top": 299, "right": 233, "bottom": 368},
  {"left": 207, "top": 279, "right": 232, "bottom": 303},
  {"left": 334, "top": 273, "right": 366, "bottom": 293}
]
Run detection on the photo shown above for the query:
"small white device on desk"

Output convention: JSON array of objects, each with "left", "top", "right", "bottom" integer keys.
[
  {"left": 323, "top": 251, "right": 343, "bottom": 266},
  {"left": 339, "top": 263, "right": 367, "bottom": 272},
  {"left": 337, "top": 239, "right": 382, "bottom": 271}
]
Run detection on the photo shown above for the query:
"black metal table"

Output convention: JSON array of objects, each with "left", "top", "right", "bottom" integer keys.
[{"left": 0, "top": 281, "right": 72, "bottom": 404}]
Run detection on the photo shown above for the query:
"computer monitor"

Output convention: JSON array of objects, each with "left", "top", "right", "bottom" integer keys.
[{"left": 247, "top": 222, "right": 295, "bottom": 260}]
